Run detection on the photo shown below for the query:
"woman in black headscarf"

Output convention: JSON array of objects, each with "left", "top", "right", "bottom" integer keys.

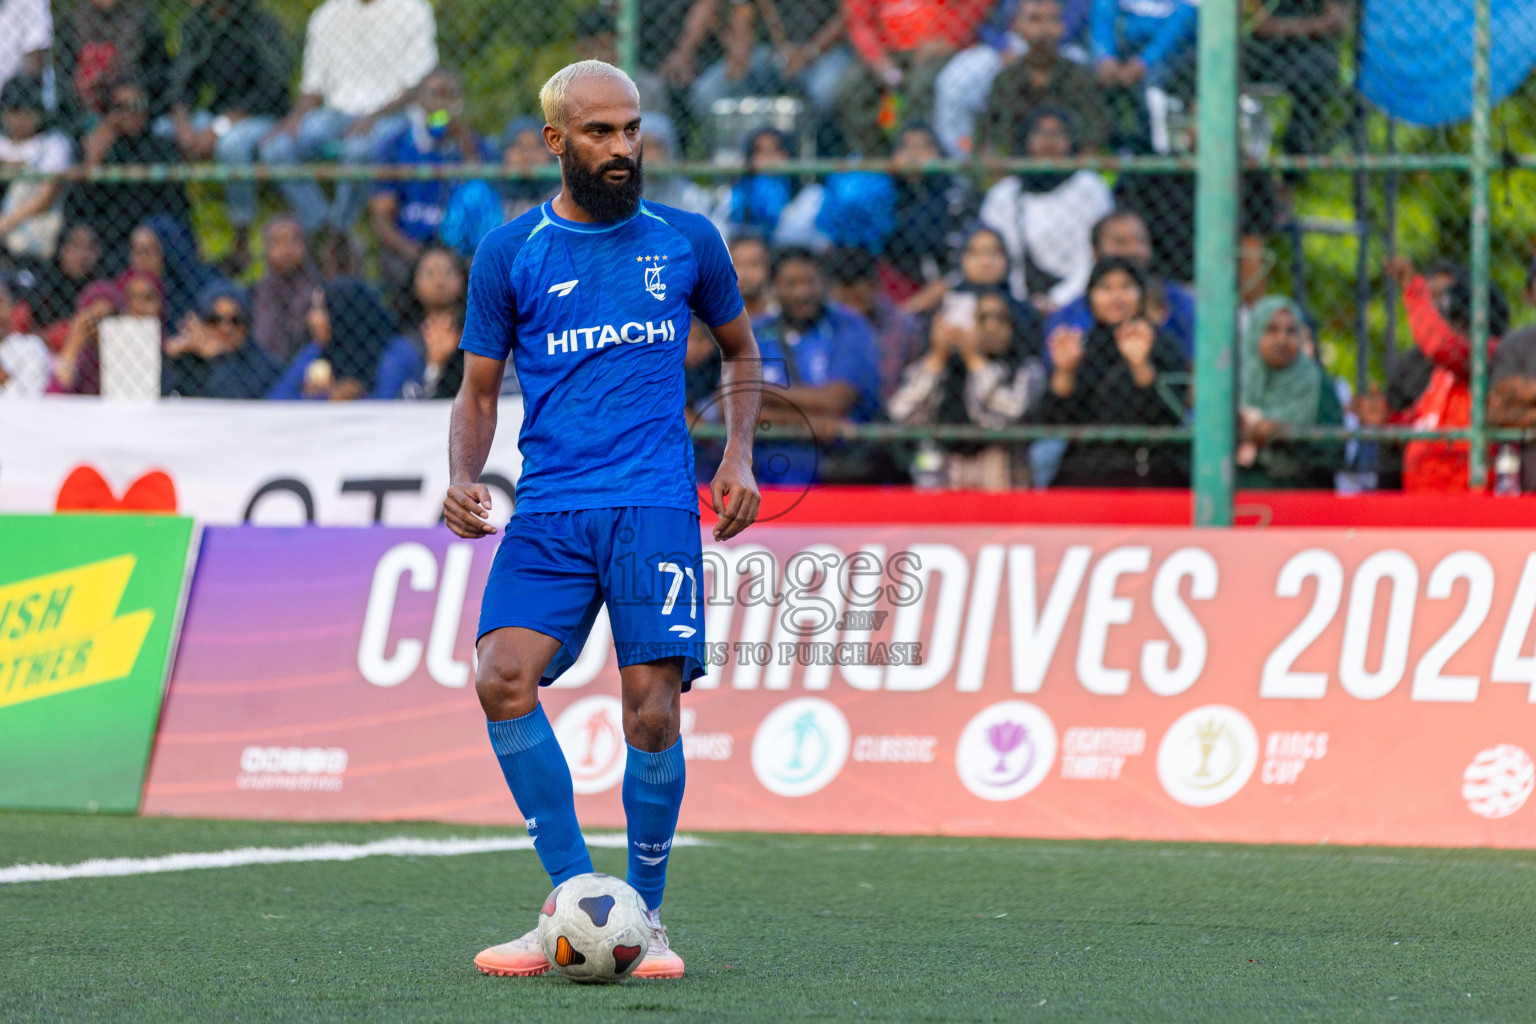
[
  {"left": 1030, "top": 256, "right": 1189, "bottom": 487},
  {"left": 889, "top": 284, "right": 1046, "bottom": 489},
  {"left": 268, "top": 278, "right": 396, "bottom": 400}
]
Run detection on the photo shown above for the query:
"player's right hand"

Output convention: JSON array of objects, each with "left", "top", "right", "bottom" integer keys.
[{"left": 444, "top": 483, "right": 496, "bottom": 538}]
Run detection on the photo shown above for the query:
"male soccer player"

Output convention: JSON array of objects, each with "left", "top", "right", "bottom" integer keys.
[{"left": 443, "top": 60, "right": 763, "bottom": 980}]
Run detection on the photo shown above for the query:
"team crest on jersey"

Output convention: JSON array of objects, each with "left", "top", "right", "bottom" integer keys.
[{"left": 638, "top": 253, "right": 669, "bottom": 300}]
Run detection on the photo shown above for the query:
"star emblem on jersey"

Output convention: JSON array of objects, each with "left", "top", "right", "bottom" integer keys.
[{"left": 547, "top": 279, "right": 579, "bottom": 297}]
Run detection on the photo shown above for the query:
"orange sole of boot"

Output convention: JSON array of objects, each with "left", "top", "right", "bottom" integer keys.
[
  {"left": 475, "top": 957, "right": 552, "bottom": 978},
  {"left": 632, "top": 961, "right": 685, "bottom": 980}
]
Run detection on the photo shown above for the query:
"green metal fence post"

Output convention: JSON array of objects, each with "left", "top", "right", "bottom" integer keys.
[
  {"left": 1193, "top": 0, "right": 1240, "bottom": 526},
  {"left": 617, "top": 0, "right": 638, "bottom": 75},
  {"left": 1470, "top": 0, "right": 1492, "bottom": 490}
]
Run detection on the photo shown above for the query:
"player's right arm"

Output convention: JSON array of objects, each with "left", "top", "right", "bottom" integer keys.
[{"left": 445, "top": 352, "right": 504, "bottom": 538}]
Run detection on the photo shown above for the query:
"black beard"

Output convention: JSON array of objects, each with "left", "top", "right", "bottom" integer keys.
[{"left": 564, "top": 151, "right": 644, "bottom": 222}]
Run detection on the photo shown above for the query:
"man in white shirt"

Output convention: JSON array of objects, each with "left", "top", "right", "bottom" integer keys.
[
  {"left": 0, "top": 276, "right": 49, "bottom": 398},
  {"left": 259, "top": 0, "right": 438, "bottom": 236},
  {"left": 0, "top": 0, "right": 51, "bottom": 89},
  {"left": 0, "top": 75, "right": 70, "bottom": 260}
]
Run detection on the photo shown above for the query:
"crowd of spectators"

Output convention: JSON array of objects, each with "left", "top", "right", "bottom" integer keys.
[{"left": 0, "top": 0, "right": 1505, "bottom": 495}]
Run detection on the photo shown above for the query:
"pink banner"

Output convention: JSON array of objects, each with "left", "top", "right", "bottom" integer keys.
[{"left": 144, "top": 525, "right": 1536, "bottom": 848}]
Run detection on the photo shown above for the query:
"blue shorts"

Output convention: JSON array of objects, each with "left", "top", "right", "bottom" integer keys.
[{"left": 477, "top": 506, "right": 706, "bottom": 691}]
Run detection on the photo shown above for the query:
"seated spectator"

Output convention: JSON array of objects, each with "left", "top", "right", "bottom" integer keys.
[
  {"left": 1236, "top": 296, "right": 1343, "bottom": 489},
  {"left": 1489, "top": 260, "right": 1536, "bottom": 490},
  {"left": 961, "top": 1, "right": 1107, "bottom": 158},
  {"left": 1244, "top": 1, "right": 1348, "bottom": 157},
  {"left": 376, "top": 246, "right": 466, "bottom": 400},
  {"left": 12, "top": 221, "right": 101, "bottom": 335},
  {"left": 1030, "top": 256, "right": 1189, "bottom": 486},
  {"left": 640, "top": 113, "right": 718, "bottom": 219},
  {"left": 752, "top": 246, "right": 882, "bottom": 483},
  {"left": 0, "top": 0, "right": 52, "bottom": 93},
  {"left": 129, "top": 215, "right": 212, "bottom": 324},
  {"left": 1091, "top": 0, "right": 1195, "bottom": 152},
  {"left": 251, "top": 215, "right": 320, "bottom": 364},
  {"left": 729, "top": 231, "right": 775, "bottom": 320},
  {"left": 839, "top": 0, "right": 993, "bottom": 157},
  {"left": 0, "top": 272, "right": 49, "bottom": 397},
  {"left": 1376, "top": 257, "right": 1507, "bottom": 492},
  {"left": 167, "top": 0, "right": 292, "bottom": 272},
  {"left": 890, "top": 285, "right": 1046, "bottom": 487},
  {"left": 0, "top": 75, "right": 69, "bottom": 262},
  {"left": 645, "top": 0, "right": 729, "bottom": 129},
  {"left": 496, "top": 116, "right": 558, "bottom": 222},
  {"left": 69, "top": 78, "right": 191, "bottom": 271},
  {"left": 258, "top": 0, "right": 438, "bottom": 237},
  {"left": 48, "top": 279, "right": 123, "bottom": 395},
  {"left": 905, "top": 223, "right": 1012, "bottom": 318},
  {"left": 826, "top": 244, "right": 925, "bottom": 401},
  {"left": 574, "top": 9, "right": 669, "bottom": 114},
  {"left": 368, "top": 68, "right": 490, "bottom": 319},
  {"left": 882, "top": 123, "right": 973, "bottom": 302},
  {"left": 728, "top": 128, "right": 823, "bottom": 245},
  {"left": 57, "top": 0, "right": 170, "bottom": 123},
  {"left": 1047, "top": 210, "right": 1195, "bottom": 355},
  {"left": 979, "top": 109, "right": 1113, "bottom": 313},
  {"left": 690, "top": 0, "right": 849, "bottom": 149},
  {"left": 116, "top": 267, "right": 164, "bottom": 326},
  {"left": 1116, "top": 96, "right": 1280, "bottom": 283},
  {"left": 162, "top": 280, "right": 281, "bottom": 399},
  {"left": 269, "top": 278, "right": 401, "bottom": 401}
]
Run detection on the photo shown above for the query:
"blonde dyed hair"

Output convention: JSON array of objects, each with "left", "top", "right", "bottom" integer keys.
[{"left": 539, "top": 60, "right": 639, "bottom": 132}]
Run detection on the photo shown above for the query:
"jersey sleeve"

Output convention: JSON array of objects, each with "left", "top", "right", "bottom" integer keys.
[
  {"left": 679, "top": 212, "right": 745, "bottom": 328},
  {"left": 459, "top": 232, "right": 518, "bottom": 361}
]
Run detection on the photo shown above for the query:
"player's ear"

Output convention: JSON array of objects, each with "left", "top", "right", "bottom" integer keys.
[{"left": 543, "top": 123, "right": 565, "bottom": 157}]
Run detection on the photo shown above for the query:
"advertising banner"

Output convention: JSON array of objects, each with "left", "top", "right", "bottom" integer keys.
[
  {"left": 0, "top": 397, "right": 523, "bottom": 527},
  {"left": 144, "top": 524, "right": 1536, "bottom": 848},
  {"left": 0, "top": 514, "right": 195, "bottom": 810}
]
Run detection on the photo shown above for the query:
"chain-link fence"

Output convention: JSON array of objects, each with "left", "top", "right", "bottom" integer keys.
[{"left": 0, "top": 0, "right": 1528, "bottom": 496}]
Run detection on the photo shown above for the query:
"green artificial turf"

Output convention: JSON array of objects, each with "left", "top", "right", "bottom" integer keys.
[{"left": 2, "top": 812, "right": 1533, "bottom": 1022}]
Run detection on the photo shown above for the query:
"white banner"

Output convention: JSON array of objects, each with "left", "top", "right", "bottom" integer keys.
[{"left": 0, "top": 397, "right": 525, "bottom": 526}]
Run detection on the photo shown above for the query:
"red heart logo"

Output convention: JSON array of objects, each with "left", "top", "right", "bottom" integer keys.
[{"left": 56, "top": 465, "right": 178, "bottom": 513}]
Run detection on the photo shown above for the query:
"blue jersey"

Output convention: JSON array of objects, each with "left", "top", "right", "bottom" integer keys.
[{"left": 460, "top": 199, "right": 743, "bottom": 514}]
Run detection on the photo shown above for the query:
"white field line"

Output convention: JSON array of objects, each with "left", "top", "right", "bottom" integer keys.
[{"left": 0, "top": 833, "right": 702, "bottom": 885}]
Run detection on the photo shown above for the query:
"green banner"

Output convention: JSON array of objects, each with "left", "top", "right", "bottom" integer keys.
[{"left": 0, "top": 514, "right": 195, "bottom": 811}]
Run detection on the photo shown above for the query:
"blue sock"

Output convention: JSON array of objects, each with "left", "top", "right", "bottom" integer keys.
[
  {"left": 487, "top": 706, "right": 593, "bottom": 887},
  {"left": 623, "top": 740, "right": 686, "bottom": 911}
]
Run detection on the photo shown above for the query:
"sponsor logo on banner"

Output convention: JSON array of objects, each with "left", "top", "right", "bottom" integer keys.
[
  {"left": 679, "top": 708, "right": 732, "bottom": 761},
  {"left": 0, "top": 555, "right": 154, "bottom": 708},
  {"left": 237, "top": 746, "right": 348, "bottom": 792},
  {"left": 554, "top": 696, "right": 627, "bottom": 794},
  {"left": 955, "top": 701, "right": 1057, "bottom": 801},
  {"left": 1157, "top": 705, "right": 1259, "bottom": 807},
  {"left": 1462, "top": 745, "right": 1535, "bottom": 818},
  {"left": 751, "top": 698, "right": 850, "bottom": 797},
  {"left": 1059, "top": 727, "right": 1145, "bottom": 780}
]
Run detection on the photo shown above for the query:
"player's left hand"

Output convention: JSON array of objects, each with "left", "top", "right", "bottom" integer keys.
[{"left": 709, "top": 455, "right": 760, "bottom": 542}]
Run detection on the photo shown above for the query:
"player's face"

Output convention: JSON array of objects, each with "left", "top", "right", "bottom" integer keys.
[{"left": 551, "top": 77, "right": 644, "bottom": 221}]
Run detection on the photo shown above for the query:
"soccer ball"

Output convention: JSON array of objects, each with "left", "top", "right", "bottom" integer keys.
[{"left": 537, "top": 873, "right": 650, "bottom": 983}]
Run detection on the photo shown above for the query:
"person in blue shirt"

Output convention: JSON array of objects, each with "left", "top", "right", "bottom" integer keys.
[
  {"left": 1047, "top": 209, "right": 1195, "bottom": 356},
  {"left": 368, "top": 68, "right": 494, "bottom": 319},
  {"left": 751, "top": 246, "right": 883, "bottom": 484},
  {"left": 1091, "top": 0, "right": 1197, "bottom": 151},
  {"left": 444, "top": 61, "right": 763, "bottom": 983}
]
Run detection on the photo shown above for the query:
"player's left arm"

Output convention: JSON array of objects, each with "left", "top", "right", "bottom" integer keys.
[{"left": 708, "top": 311, "right": 763, "bottom": 542}]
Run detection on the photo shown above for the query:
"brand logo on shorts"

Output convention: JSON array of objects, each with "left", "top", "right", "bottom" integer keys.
[
  {"left": 1157, "top": 705, "right": 1258, "bottom": 807},
  {"left": 955, "top": 701, "right": 1056, "bottom": 801},
  {"left": 751, "top": 698, "right": 850, "bottom": 797},
  {"left": 1462, "top": 744, "right": 1535, "bottom": 819},
  {"left": 553, "top": 695, "right": 626, "bottom": 794}
]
